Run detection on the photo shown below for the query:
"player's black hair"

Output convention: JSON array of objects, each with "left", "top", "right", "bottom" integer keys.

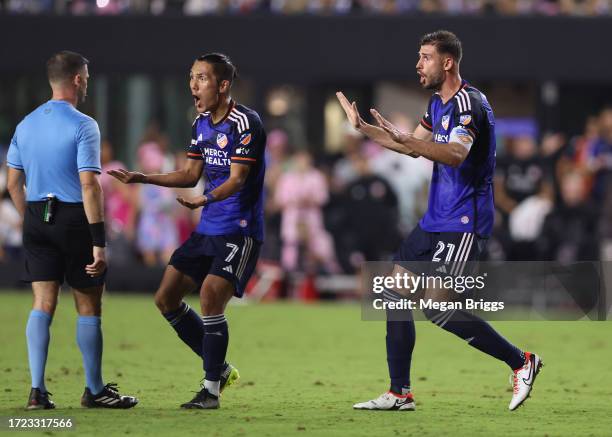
[
  {"left": 46, "top": 51, "right": 89, "bottom": 83},
  {"left": 420, "top": 30, "right": 463, "bottom": 64},
  {"left": 196, "top": 53, "right": 238, "bottom": 86}
]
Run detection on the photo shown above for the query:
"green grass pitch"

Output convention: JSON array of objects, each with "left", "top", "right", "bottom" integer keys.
[{"left": 0, "top": 290, "right": 611, "bottom": 436}]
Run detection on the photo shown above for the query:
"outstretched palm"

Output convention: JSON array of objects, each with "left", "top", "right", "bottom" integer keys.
[
  {"left": 336, "top": 91, "right": 365, "bottom": 130},
  {"left": 370, "top": 109, "right": 408, "bottom": 143},
  {"left": 106, "top": 168, "right": 146, "bottom": 184}
]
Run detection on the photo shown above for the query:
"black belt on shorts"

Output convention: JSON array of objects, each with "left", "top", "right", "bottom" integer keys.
[{"left": 27, "top": 200, "right": 84, "bottom": 207}]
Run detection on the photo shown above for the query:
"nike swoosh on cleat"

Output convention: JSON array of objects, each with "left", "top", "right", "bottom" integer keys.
[{"left": 522, "top": 357, "right": 535, "bottom": 386}]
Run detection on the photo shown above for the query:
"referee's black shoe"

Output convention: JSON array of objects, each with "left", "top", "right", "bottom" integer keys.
[
  {"left": 180, "top": 387, "right": 220, "bottom": 409},
  {"left": 25, "top": 388, "right": 55, "bottom": 410},
  {"left": 81, "top": 383, "right": 138, "bottom": 409}
]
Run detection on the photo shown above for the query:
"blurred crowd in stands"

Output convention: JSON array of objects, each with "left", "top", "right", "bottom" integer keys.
[
  {"left": 2, "top": 105, "right": 612, "bottom": 274},
  {"left": 1, "top": 0, "right": 610, "bottom": 16}
]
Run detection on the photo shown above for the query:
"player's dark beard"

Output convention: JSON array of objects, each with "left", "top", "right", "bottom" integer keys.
[{"left": 424, "top": 69, "right": 445, "bottom": 91}]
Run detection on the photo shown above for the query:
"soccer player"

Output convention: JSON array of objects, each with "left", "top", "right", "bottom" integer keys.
[
  {"left": 108, "top": 53, "right": 265, "bottom": 409},
  {"left": 337, "top": 30, "right": 542, "bottom": 411},
  {"left": 6, "top": 51, "right": 138, "bottom": 410}
]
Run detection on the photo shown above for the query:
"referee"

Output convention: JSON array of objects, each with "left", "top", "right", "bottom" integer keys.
[{"left": 6, "top": 51, "right": 137, "bottom": 410}]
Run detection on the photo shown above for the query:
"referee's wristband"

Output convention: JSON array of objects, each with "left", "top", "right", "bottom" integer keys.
[{"left": 89, "top": 222, "right": 106, "bottom": 247}]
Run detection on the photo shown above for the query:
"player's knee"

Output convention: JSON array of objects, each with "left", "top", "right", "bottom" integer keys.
[
  {"left": 37, "top": 299, "right": 57, "bottom": 316},
  {"left": 76, "top": 301, "right": 101, "bottom": 316},
  {"left": 154, "top": 288, "right": 180, "bottom": 314},
  {"left": 33, "top": 294, "right": 58, "bottom": 315},
  {"left": 200, "top": 294, "right": 224, "bottom": 316},
  {"left": 200, "top": 281, "right": 230, "bottom": 316}
]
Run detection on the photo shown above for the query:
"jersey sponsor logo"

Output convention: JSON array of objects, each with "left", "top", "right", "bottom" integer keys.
[
  {"left": 235, "top": 147, "right": 250, "bottom": 155},
  {"left": 239, "top": 132, "right": 252, "bottom": 146},
  {"left": 435, "top": 133, "right": 449, "bottom": 143},
  {"left": 460, "top": 114, "right": 472, "bottom": 126},
  {"left": 204, "top": 147, "right": 230, "bottom": 166},
  {"left": 441, "top": 115, "right": 450, "bottom": 130},
  {"left": 217, "top": 133, "right": 228, "bottom": 148}
]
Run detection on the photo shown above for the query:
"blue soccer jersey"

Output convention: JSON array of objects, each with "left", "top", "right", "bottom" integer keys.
[
  {"left": 187, "top": 101, "right": 266, "bottom": 241},
  {"left": 7, "top": 100, "right": 101, "bottom": 202},
  {"left": 418, "top": 81, "right": 496, "bottom": 237}
]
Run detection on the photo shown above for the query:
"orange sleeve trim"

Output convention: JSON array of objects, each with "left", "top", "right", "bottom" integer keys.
[
  {"left": 232, "top": 157, "right": 257, "bottom": 162},
  {"left": 420, "top": 119, "right": 433, "bottom": 131}
]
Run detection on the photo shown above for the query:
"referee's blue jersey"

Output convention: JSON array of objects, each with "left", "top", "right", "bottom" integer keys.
[{"left": 7, "top": 100, "right": 101, "bottom": 202}]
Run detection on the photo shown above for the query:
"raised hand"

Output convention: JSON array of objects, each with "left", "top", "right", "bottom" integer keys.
[
  {"left": 106, "top": 168, "right": 146, "bottom": 184},
  {"left": 336, "top": 91, "right": 365, "bottom": 130},
  {"left": 370, "top": 109, "right": 410, "bottom": 143},
  {"left": 176, "top": 195, "right": 207, "bottom": 210}
]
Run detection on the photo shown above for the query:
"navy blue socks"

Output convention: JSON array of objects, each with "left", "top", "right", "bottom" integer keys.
[{"left": 163, "top": 302, "right": 205, "bottom": 357}]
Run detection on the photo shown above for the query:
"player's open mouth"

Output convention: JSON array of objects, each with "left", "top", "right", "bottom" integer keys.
[{"left": 193, "top": 95, "right": 200, "bottom": 104}]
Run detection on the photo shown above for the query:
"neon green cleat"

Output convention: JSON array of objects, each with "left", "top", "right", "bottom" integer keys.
[{"left": 220, "top": 363, "right": 240, "bottom": 393}]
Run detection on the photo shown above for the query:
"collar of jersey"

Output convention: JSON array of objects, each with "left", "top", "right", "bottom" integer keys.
[
  {"left": 435, "top": 80, "right": 469, "bottom": 106},
  {"left": 208, "top": 99, "right": 236, "bottom": 127}
]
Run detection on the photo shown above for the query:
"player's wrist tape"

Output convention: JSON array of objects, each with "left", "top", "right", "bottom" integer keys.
[
  {"left": 206, "top": 193, "right": 217, "bottom": 203},
  {"left": 89, "top": 222, "right": 106, "bottom": 247}
]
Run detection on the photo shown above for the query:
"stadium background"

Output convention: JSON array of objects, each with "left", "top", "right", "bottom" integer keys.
[{"left": 1, "top": 2, "right": 612, "bottom": 436}]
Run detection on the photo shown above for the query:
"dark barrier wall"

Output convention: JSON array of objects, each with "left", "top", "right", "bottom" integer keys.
[{"left": 0, "top": 15, "right": 611, "bottom": 82}]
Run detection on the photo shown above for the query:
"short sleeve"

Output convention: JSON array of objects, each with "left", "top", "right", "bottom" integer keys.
[
  {"left": 187, "top": 117, "right": 203, "bottom": 160},
  {"left": 419, "top": 99, "right": 433, "bottom": 132},
  {"left": 6, "top": 131, "right": 23, "bottom": 170},
  {"left": 453, "top": 89, "right": 483, "bottom": 142},
  {"left": 76, "top": 119, "right": 101, "bottom": 173},
  {"left": 230, "top": 113, "right": 266, "bottom": 165}
]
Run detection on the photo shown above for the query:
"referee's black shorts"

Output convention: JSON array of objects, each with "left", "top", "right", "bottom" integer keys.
[{"left": 22, "top": 201, "right": 105, "bottom": 288}]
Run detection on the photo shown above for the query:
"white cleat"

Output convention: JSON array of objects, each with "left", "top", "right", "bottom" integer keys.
[
  {"left": 353, "top": 391, "right": 416, "bottom": 411},
  {"left": 509, "top": 352, "right": 543, "bottom": 411}
]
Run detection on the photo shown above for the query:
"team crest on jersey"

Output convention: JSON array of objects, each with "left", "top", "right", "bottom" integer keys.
[
  {"left": 441, "top": 115, "right": 450, "bottom": 130},
  {"left": 239, "top": 132, "right": 252, "bottom": 146},
  {"left": 216, "top": 133, "right": 228, "bottom": 148},
  {"left": 460, "top": 115, "right": 472, "bottom": 126}
]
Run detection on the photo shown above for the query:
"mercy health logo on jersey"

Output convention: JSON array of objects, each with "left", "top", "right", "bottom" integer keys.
[
  {"left": 435, "top": 133, "right": 449, "bottom": 143},
  {"left": 441, "top": 115, "right": 450, "bottom": 130},
  {"left": 204, "top": 148, "right": 230, "bottom": 166},
  {"left": 239, "top": 132, "right": 252, "bottom": 146},
  {"left": 217, "top": 133, "right": 228, "bottom": 149},
  {"left": 460, "top": 114, "right": 472, "bottom": 126}
]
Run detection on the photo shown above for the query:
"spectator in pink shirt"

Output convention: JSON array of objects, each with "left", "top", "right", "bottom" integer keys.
[{"left": 275, "top": 150, "right": 340, "bottom": 273}]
